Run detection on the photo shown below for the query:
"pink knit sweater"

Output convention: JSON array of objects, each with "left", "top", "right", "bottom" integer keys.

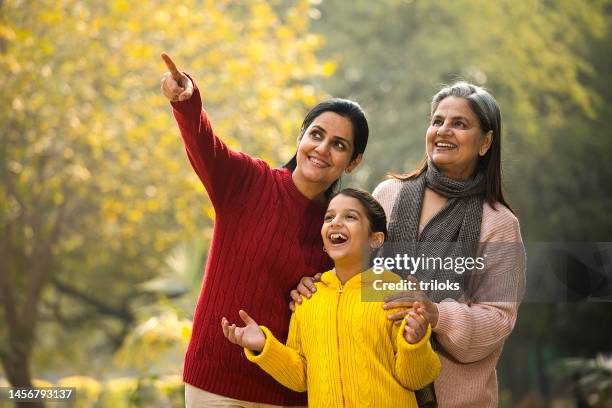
[{"left": 373, "top": 178, "right": 526, "bottom": 408}]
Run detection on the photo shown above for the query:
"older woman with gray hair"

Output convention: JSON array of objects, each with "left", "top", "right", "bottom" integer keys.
[{"left": 374, "top": 82, "right": 526, "bottom": 407}]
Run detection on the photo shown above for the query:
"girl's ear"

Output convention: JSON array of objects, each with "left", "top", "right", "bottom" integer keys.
[
  {"left": 345, "top": 154, "right": 363, "bottom": 174},
  {"left": 370, "top": 231, "right": 384, "bottom": 249}
]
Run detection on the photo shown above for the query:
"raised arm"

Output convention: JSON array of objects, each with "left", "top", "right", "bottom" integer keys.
[{"left": 160, "top": 53, "right": 267, "bottom": 209}]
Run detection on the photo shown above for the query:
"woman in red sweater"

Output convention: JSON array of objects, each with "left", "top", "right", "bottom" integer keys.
[{"left": 160, "top": 53, "right": 369, "bottom": 407}]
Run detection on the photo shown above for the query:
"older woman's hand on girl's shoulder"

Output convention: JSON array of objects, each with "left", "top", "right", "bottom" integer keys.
[
  {"left": 221, "top": 310, "right": 266, "bottom": 353},
  {"left": 403, "top": 305, "right": 430, "bottom": 344},
  {"left": 160, "top": 52, "right": 194, "bottom": 102},
  {"left": 289, "top": 273, "right": 323, "bottom": 311}
]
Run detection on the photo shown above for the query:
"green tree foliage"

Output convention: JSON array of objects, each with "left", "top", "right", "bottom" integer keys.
[
  {"left": 312, "top": 0, "right": 612, "bottom": 404},
  {"left": 0, "top": 0, "right": 331, "bottom": 387},
  {"left": 314, "top": 0, "right": 607, "bottom": 207}
]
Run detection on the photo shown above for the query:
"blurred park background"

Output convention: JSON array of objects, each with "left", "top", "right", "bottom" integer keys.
[{"left": 1, "top": 0, "right": 611, "bottom": 406}]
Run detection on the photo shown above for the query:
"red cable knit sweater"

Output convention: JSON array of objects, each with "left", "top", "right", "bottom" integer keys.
[{"left": 171, "top": 78, "right": 332, "bottom": 405}]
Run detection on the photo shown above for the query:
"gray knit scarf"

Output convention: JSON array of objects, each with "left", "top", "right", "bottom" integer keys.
[{"left": 386, "top": 161, "right": 484, "bottom": 302}]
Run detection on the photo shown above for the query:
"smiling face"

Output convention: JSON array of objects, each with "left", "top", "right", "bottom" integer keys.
[
  {"left": 321, "top": 194, "right": 383, "bottom": 268},
  {"left": 293, "top": 111, "right": 362, "bottom": 190},
  {"left": 426, "top": 96, "right": 493, "bottom": 180}
]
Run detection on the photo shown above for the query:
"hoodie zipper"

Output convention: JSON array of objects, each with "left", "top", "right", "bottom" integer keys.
[{"left": 336, "top": 282, "right": 345, "bottom": 407}]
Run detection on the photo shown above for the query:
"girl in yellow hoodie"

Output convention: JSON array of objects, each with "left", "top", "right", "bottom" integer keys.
[{"left": 222, "top": 188, "right": 440, "bottom": 407}]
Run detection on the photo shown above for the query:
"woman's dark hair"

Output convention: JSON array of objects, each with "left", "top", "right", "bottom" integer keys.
[
  {"left": 284, "top": 98, "right": 369, "bottom": 200},
  {"left": 331, "top": 188, "right": 387, "bottom": 239},
  {"left": 392, "top": 81, "right": 512, "bottom": 212}
]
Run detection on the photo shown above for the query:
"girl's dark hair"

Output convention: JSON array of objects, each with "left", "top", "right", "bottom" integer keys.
[
  {"left": 284, "top": 98, "right": 369, "bottom": 200},
  {"left": 332, "top": 188, "right": 387, "bottom": 239},
  {"left": 392, "top": 81, "right": 513, "bottom": 212}
]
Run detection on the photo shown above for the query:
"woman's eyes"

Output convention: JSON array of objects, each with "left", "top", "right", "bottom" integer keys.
[
  {"left": 309, "top": 131, "right": 347, "bottom": 150},
  {"left": 431, "top": 119, "right": 467, "bottom": 128},
  {"left": 334, "top": 141, "right": 346, "bottom": 150}
]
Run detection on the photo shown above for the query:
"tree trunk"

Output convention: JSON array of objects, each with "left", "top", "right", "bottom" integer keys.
[
  {"left": 2, "top": 348, "right": 33, "bottom": 387},
  {"left": 1, "top": 337, "right": 45, "bottom": 408}
]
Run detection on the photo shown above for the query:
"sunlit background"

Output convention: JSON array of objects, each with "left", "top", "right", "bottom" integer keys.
[{"left": 1, "top": 0, "right": 611, "bottom": 406}]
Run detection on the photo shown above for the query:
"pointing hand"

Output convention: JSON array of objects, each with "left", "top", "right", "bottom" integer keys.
[{"left": 160, "top": 52, "right": 194, "bottom": 102}]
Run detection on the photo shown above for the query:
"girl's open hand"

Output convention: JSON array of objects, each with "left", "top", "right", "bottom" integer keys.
[{"left": 221, "top": 310, "right": 266, "bottom": 352}]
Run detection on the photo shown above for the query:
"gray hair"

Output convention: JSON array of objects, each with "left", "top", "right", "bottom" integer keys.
[{"left": 431, "top": 81, "right": 500, "bottom": 138}]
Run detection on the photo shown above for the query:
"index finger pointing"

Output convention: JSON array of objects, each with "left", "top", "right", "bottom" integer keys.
[{"left": 161, "top": 52, "right": 181, "bottom": 81}]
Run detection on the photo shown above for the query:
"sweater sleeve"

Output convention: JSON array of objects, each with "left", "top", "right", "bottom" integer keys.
[
  {"left": 170, "top": 74, "right": 267, "bottom": 209},
  {"left": 433, "top": 206, "right": 526, "bottom": 364},
  {"left": 393, "top": 321, "right": 441, "bottom": 391},
  {"left": 243, "top": 314, "right": 307, "bottom": 392}
]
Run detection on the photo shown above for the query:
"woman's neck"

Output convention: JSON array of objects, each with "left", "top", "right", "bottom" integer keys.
[
  {"left": 438, "top": 162, "right": 477, "bottom": 180},
  {"left": 291, "top": 171, "right": 328, "bottom": 204}
]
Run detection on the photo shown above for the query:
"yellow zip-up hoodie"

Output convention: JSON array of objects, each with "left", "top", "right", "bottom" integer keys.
[{"left": 245, "top": 270, "right": 441, "bottom": 407}]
